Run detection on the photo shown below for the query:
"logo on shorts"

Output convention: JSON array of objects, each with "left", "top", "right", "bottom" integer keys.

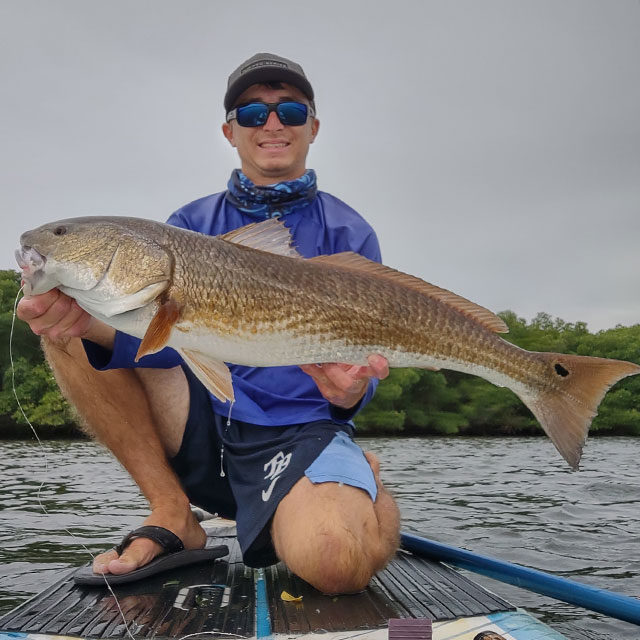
[{"left": 262, "top": 451, "right": 292, "bottom": 502}]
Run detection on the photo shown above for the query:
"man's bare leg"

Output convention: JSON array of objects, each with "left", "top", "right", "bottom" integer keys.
[
  {"left": 271, "top": 452, "right": 400, "bottom": 594},
  {"left": 42, "top": 336, "right": 206, "bottom": 576}
]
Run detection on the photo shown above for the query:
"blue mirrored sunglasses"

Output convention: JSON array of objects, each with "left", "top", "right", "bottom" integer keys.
[{"left": 226, "top": 101, "right": 314, "bottom": 127}]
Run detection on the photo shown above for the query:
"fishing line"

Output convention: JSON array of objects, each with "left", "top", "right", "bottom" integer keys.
[
  {"left": 10, "top": 287, "right": 137, "bottom": 640},
  {"left": 11, "top": 288, "right": 234, "bottom": 640}
]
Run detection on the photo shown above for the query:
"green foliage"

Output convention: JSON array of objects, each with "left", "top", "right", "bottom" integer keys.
[
  {"left": 0, "top": 270, "right": 75, "bottom": 436},
  {"left": 592, "top": 387, "right": 640, "bottom": 434},
  {"left": 499, "top": 310, "right": 589, "bottom": 353},
  {"left": 0, "top": 268, "right": 638, "bottom": 439},
  {"left": 454, "top": 375, "right": 537, "bottom": 434},
  {"left": 0, "top": 270, "right": 42, "bottom": 375},
  {"left": 357, "top": 368, "right": 469, "bottom": 435},
  {"left": 0, "top": 357, "right": 74, "bottom": 429},
  {"left": 357, "top": 369, "right": 418, "bottom": 433}
]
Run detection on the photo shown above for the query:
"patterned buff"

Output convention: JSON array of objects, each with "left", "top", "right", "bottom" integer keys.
[{"left": 225, "top": 169, "right": 318, "bottom": 219}]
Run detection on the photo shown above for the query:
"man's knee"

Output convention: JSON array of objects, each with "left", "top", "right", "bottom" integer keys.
[
  {"left": 271, "top": 479, "right": 399, "bottom": 594},
  {"left": 277, "top": 523, "right": 375, "bottom": 594}
]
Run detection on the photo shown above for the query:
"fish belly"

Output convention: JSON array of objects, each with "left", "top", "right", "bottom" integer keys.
[{"left": 166, "top": 322, "right": 522, "bottom": 385}]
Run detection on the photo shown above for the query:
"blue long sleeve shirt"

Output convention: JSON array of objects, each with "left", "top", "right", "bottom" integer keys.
[{"left": 83, "top": 190, "right": 382, "bottom": 426}]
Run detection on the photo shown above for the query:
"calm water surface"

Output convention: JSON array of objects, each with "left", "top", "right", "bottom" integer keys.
[{"left": 1, "top": 436, "right": 639, "bottom": 639}]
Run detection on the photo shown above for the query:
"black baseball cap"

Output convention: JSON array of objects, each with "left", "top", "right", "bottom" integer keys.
[{"left": 224, "top": 53, "right": 314, "bottom": 112}]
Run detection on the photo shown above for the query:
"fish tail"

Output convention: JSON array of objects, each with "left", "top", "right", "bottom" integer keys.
[{"left": 522, "top": 353, "right": 640, "bottom": 470}]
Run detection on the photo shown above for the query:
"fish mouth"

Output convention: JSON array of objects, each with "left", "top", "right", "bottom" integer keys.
[{"left": 15, "top": 246, "right": 47, "bottom": 294}]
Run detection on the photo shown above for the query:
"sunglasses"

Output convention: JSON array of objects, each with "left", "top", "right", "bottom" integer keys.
[{"left": 226, "top": 101, "right": 315, "bottom": 127}]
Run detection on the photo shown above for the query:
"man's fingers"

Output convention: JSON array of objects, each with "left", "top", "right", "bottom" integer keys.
[
  {"left": 47, "top": 301, "right": 91, "bottom": 338},
  {"left": 26, "top": 294, "right": 75, "bottom": 334},
  {"left": 313, "top": 363, "right": 365, "bottom": 392},
  {"left": 330, "top": 364, "right": 368, "bottom": 391},
  {"left": 301, "top": 355, "right": 390, "bottom": 386},
  {"left": 16, "top": 289, "right": 94, "bottom": 339},
  {"left": 300, "top": 355, "right": 390, "bottom": 408},
  {"left": 299, "top": 363, "right": 321, "bottom": 377},
  {"left": 16, "top": 289, "right": 62, "bottom": 322},
  {"left": 300, "top": 364, "right": 348, "bottom": 392},
  {"left": 348, "top": 355, "right": 389, "bottom": 381},
  {"left": 300, "top": 363, "right": 364, "bottom": 398},
  {"left": 64, "top": 311, "right": 95, "bottom": 338},
  {"left": 367, "top": 354, "right": 390, "bottom": 380}
]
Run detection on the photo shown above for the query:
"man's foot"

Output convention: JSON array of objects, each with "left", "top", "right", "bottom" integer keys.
[{"left": 92, "top": 505, "right": 207, "bottom": 576}]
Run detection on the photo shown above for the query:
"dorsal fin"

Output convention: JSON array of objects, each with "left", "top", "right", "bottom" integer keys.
[
  {"left": 308, "top": 252, "right": 509, "bottom": 333},
  {"left": 220, "top": 219, "right": 300, "bottom": 257}
]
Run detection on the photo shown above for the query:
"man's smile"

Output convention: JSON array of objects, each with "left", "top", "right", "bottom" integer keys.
[{"left": 259, "top": 140, "right": 290, "bottom": 149}]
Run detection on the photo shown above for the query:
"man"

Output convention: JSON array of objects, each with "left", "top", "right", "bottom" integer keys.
[{"left": 17, "top": 53, "right": 400, "bottom": 594}]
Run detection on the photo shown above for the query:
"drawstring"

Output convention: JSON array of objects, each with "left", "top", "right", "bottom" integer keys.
[{"left": 219, "top": 401, "right": 234, "bottom": 478}]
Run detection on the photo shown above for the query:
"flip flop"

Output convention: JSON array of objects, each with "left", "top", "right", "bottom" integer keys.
[{"left": 73, "top": 525, "right": 229, "bottom": 586}]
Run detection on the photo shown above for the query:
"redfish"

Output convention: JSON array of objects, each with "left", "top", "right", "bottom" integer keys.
[{"left": 16, "top": 216, "right": 640, "bottom": 469}]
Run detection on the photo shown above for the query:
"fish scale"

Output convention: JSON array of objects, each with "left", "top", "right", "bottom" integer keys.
[{"left": 17, "top": 215, "right": 640, "bottom": 470}]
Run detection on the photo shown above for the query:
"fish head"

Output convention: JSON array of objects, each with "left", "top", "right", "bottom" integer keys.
[
  {"left": 17, "top": 217, "right": 173, "bottom": 315},
  {"left": 18, "top": 219, "right": 122, "bottom": 295}
]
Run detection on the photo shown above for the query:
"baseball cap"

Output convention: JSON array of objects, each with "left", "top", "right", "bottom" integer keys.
[{"left": 224, "top": 53, "right": 314, "bottom": 112}]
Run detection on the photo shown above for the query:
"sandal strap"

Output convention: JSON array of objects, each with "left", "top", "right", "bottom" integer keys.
[{"left": 115, "top": 525, "right": 185, "bottom": 555}]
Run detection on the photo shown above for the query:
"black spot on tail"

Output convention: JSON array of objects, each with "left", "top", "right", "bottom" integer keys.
[{"left": 554, "top": 363, "right": 570, "bottom": 377}]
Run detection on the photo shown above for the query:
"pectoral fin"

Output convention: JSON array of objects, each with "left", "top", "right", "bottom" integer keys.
[
  {"left": 178, "top": 348, "right": 235, "bottom": 404},
  {"left": 135, "top": 299, "right": 181, "bottom": 361}
]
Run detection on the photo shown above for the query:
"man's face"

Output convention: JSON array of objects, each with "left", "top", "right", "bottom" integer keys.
[{"left": 222, "top": 83, "right": 319, "bottom": 185}]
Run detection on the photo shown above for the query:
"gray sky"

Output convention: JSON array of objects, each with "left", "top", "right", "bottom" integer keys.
[{"left": 1, "top": 0, "right": 639, "bottom": 331}]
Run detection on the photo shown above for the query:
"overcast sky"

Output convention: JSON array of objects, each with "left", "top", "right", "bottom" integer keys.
[{"left": 1, "top": 0, "right": 638, "bottom": 331}]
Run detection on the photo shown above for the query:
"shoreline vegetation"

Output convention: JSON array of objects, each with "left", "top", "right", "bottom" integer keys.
[{"left": 1, "top": 269, "right": 639, "bottom": 439}]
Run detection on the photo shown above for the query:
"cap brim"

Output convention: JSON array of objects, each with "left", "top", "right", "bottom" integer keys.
[{"left": 224, "top": 68, "right": 314, "bottom": 111}]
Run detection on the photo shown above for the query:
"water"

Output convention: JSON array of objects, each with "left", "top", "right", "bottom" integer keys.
[{"left": 1, "top": 436, "right": 639, "bottom": 639}]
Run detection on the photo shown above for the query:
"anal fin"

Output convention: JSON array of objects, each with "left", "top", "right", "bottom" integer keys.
[{"left": 179, "top": 348, "right": 235, "bottom": 404}]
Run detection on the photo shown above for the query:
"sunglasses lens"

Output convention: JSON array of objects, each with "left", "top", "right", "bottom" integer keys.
[
  {"left": 276, "top": 102, "right": 308, "bottom": 125},
  {"left": 236, "top": 103, "right": 268, "bottom": 127},
  {"left": 233, "top": 102, "right": 309, "bottom": 127}
]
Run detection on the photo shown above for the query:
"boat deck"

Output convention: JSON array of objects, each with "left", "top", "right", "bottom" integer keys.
[{"left": 0, "top": 524, "right": 564, "bottom": 640}]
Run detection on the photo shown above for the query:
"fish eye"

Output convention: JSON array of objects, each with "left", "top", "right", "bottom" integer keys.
[{"left": 53, "top": 226, "right": 67, "bottom": 236}]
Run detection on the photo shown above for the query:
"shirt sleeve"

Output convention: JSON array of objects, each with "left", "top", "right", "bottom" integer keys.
[
  {"left": 82, "top": 333, "right": 183, "bottom": 371},
  {"left": 356, "top": 229, "right": 382, "bottom": 263}
]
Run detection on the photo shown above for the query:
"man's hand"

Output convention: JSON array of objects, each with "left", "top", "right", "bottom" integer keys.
[
  {"left": 300, "top": 354, "right": 389, "bottom": 409},
  {"left": 17, "top": 289, "right": 115, "bottom": 348}
]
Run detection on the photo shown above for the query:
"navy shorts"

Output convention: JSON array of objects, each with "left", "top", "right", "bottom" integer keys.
[{"left": 169, "top": 366, "right": 377, "bottom": 567}]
